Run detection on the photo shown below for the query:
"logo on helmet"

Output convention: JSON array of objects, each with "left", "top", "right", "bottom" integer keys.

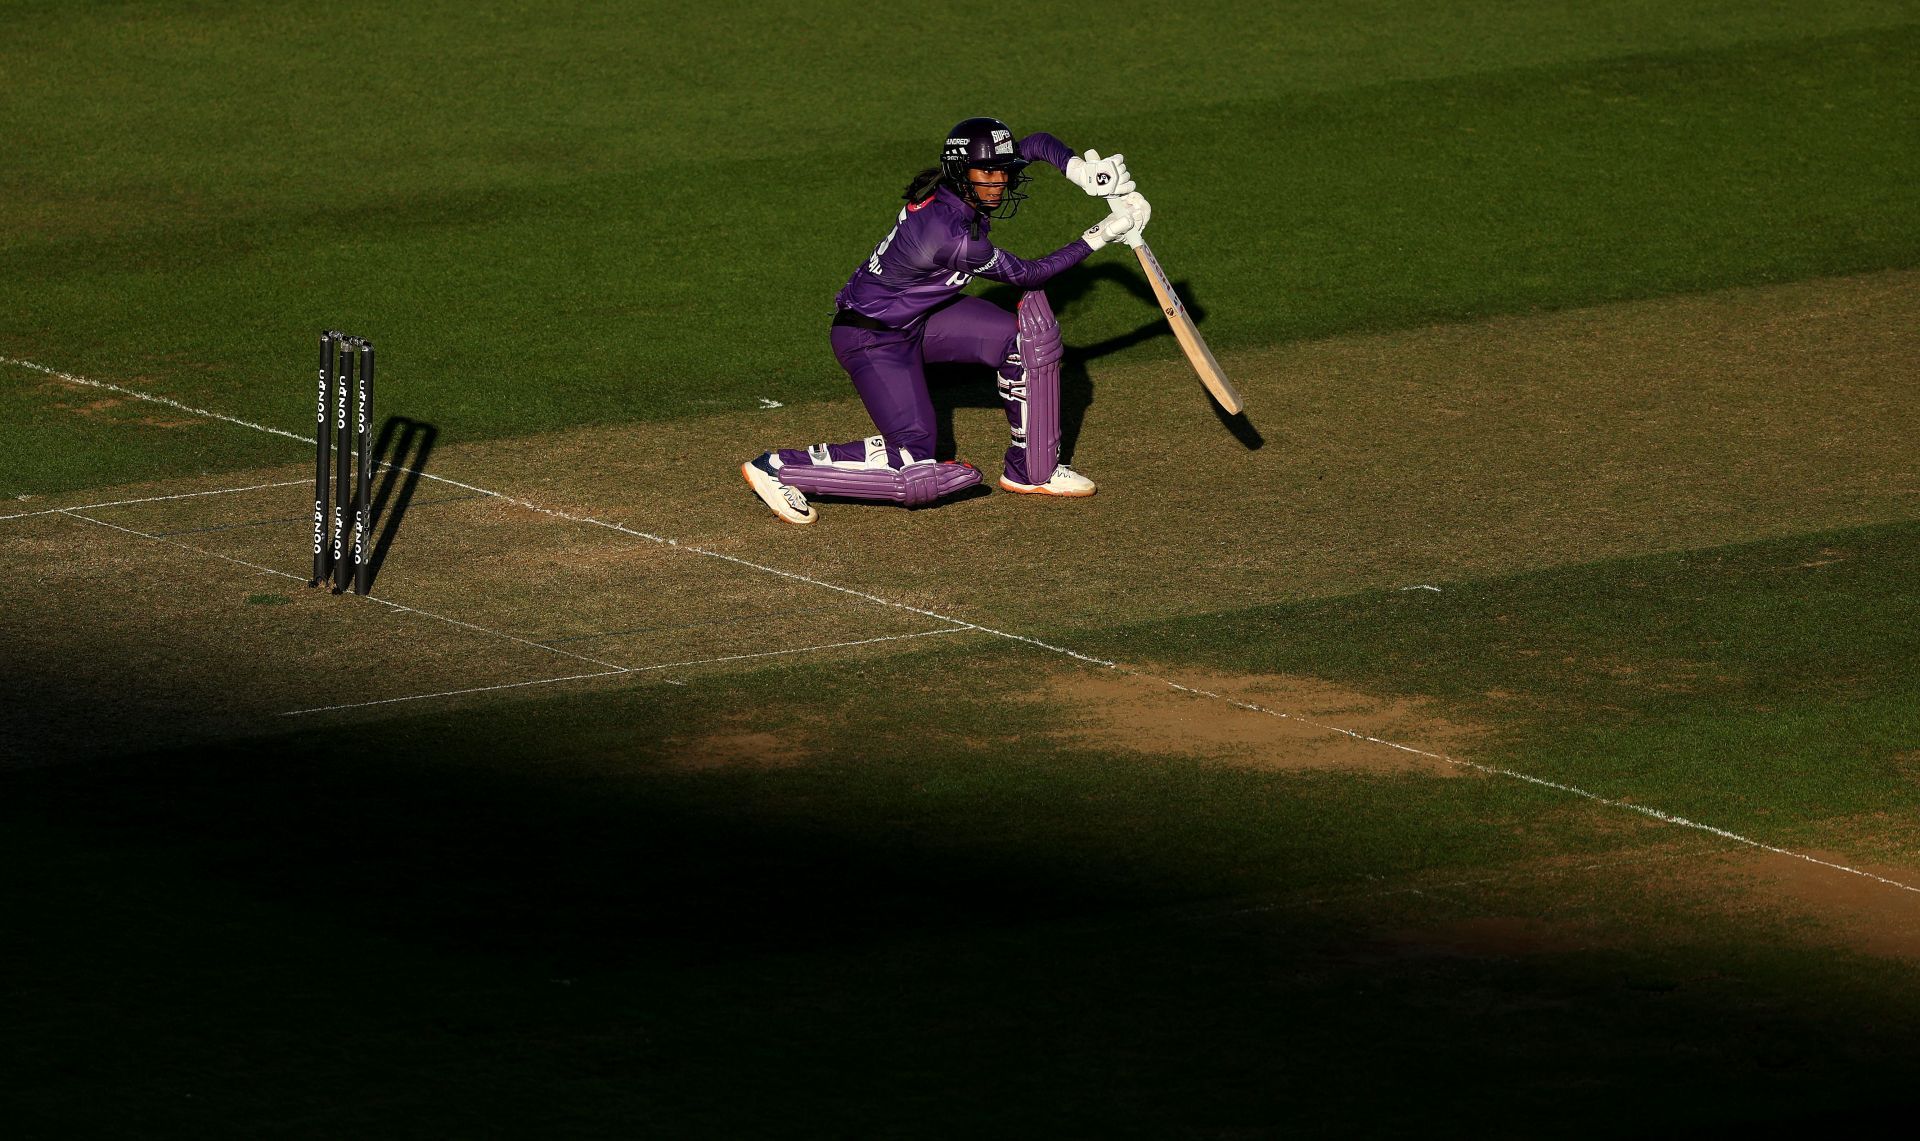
[{"left": 939, "top": 117, "right": 1033, "bottom": 219}]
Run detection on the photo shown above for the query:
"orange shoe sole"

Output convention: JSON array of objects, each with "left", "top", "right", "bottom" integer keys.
[
  {"left": 997, "top": 475, "right": 1095, "bottom": 498},
  {"left": 742, "top": 462, "right": 817, "bottom": 524}
]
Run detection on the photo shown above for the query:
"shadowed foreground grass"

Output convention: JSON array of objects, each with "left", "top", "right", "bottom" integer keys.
[{"left": 6, "top": 520, "right": 1920, "bottom": 1136}]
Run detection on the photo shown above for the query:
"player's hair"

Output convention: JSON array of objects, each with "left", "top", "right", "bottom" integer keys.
[{"left": 902, "top": 167, "right": 945, "bottom": 203}]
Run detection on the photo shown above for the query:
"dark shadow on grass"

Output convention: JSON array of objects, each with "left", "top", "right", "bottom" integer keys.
[
  {"left": 363, "top": 416, "right": 438, "bottom": 594},
  {"left": 12, "top": 520, "right": 1920, "bottom": 1132},
  {"left": 6, "top": 739, "right": 1143, "bottom": 970},
  {"left": 929, "top": 263, "right": 1260, "bottom": 464},
  {"left": 1047, "top": 267, "right": 1267, "bottom": 453},
  {"left": 6, "top": 718, "right": 1920, "bottom": 1137},
  {"left": 1210, "top": 398, "right": 1266, "bottom": 450}
]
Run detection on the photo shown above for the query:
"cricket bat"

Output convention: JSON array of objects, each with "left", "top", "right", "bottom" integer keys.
[{"left": 1128, "top": 237, "right": 1243, "bottom": 415}]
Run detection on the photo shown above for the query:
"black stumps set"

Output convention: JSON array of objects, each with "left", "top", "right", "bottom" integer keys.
[{"left": 309, "top": 330, "right": 376, "bottom": 595}]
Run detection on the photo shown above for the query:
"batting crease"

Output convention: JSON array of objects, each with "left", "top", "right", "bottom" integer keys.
[
  {"left": 282, "top": 669, "right": 633, "bottom": 717},
  {"left": 537, "top": 603, "right": 844, "bottom": 645},
  {"left": 18, "top": 358, "right": 1919, "bottom": 896},
  {"left": 281, "top": 626, "right": 972, "bottom": 716},
  {"left": 3, "top": 357, "right": 312, "bottom": 444},
  {"left": 1157, "top": 686, "right": 1920, "bottom": 896},
  {"left": 0, "top": 479, "right": 312, "bottom": 522},
  {"left": 59, "top": 510, "right": 632, "bottom": 674},
  {"left": 154, "top": 492, "right": 489, "bottom": 538}
]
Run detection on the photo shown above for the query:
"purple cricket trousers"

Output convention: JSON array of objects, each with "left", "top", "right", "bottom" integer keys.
[{"left": 778, "top": 296, "right": 1029, "bottom": 479}]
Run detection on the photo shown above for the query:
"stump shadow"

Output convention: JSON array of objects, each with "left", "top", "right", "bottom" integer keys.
[{"left": 362, "top": 416, "right": 439, "bottom": 593}]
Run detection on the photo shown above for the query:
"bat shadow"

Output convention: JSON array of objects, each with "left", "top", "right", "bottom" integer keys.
[{"left": 930, "top": 263, "right": 1261, "bottom": 462}]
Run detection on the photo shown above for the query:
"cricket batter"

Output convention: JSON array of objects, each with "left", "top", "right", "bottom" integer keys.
[{"left": 742, "top": 116, "right": 1150, "bottom": 524}]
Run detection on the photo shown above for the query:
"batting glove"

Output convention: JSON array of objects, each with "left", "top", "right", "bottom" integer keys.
[
  {"left": 1081, "top": 206, "right": 1137, "bottom": 251},
  {"left": 1113, "top": 191, "right": 1151, "bottom": 247},
  {"left": 1065, "top": 149, "right": 1135, "bottom": 198}
]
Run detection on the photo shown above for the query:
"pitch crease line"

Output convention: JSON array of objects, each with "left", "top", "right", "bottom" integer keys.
[
  {"left": 8, "top": 357, "right": 1106, "bottom": 665},
  {"left": 13, "top": 357, "right": 1103, "bottom": 664},
  {"left": 619, "top": 625, "right": 972, "bottom": 674},
  {"left": 1, "top": 479, "right": 310, "bottom": 522},
  {"left": 24, "top": 360, "right": 1915, "bottom": 896},
  {"left": 279, "top": 626, "right": 972, "bottom": 716},
  {"left": 59, "top": 510, "right": 631, "bottom": 674},
  {"left": 4, "top": 357, "right": 312, "bottom": 443},
  {"left": 283, "top": 669, "right": 631, "bottom": 716},
  {"left": 1157, "top": 681, "right": 1920, "bottom": 896}
]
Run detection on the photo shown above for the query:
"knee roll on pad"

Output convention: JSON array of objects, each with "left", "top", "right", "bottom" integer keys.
[
  {"left": 900, "top": 463, "right": 941, "bottom": 506},
  {"left": 1017, "top": 290, "right": 1063, "bottom": 368},
  {"left": 900, "top": 460, "right": 982, "bottom": 506}
]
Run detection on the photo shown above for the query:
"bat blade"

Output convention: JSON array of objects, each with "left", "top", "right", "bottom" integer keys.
[{"left": 1131, "top": 240, "right": 1243, "bottom": 415}]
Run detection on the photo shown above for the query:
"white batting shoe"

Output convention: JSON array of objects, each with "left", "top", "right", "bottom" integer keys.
[
  {"left": 741, "top": 454, "right": 817, "bottom": 525},
  {"left": 999, "top": 463, "right": 1097, "bottom": 497}
]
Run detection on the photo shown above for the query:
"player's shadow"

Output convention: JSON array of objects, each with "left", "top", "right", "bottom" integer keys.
[
  {"left": 928, "top": 263, "right": 1262, "bottom": 462},
  {"left": 361, "top": 417, "right": 438, "bottom": 593}
]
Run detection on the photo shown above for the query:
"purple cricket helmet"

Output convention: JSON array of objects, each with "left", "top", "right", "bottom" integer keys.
[{"left": 941, "top": 116, "right": 1032, "bottom": 218}]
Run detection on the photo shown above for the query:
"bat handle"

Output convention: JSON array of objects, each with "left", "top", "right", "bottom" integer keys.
[{"left": 1105, "top": 194, "right": 1147, "bottom": 247}]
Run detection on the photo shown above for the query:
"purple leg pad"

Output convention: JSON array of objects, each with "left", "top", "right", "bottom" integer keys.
[
  {"left": 776, "top": 459, "right": 981, "bottom": 506},
  {"left": 778, "top": 440, "right": 868, "bottom": 467},
  {"left": 1008, "top": 290, "right": 1063, "bottom": 485}
]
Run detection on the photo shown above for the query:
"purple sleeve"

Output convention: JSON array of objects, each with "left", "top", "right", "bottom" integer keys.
[
  {"left": 1016, "top": 132, "right": 1075, "bottom": 172},
  {"left": 939, "top": 226, "right": 1092, "bottom": 288}
]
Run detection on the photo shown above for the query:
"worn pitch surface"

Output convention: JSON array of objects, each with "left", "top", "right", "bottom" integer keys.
[
  {"left": 8, "top": 270, "right": 1915, "bottom": 754},
  {"left": 6, "top": 270, "right": 1920, "bottom": 1134},
  {"left": 7, "top": 270, "right": 1917, "bottom": 756}
]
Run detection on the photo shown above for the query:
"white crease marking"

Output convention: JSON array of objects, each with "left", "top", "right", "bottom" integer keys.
[
  {"left": 22, "top": 358, "right": 1918, "bottom": 896},
  {"left": 59, "top": 510, "right": 630, "bottom": 674},
  {"left": 282, "top": 669, "right": 633, "bottom": 716},
  {"left": 5, "top": 356, "right": 311, "bottom": 443},
  {"left": 280, "top": 626, "right": 971, "bottom": 715},
  {"left": 1162, "top": 682, "right": 1920, "bottom": 895},
  {"left": 1, "top": 479, "right": 309, "bottom": 522}
]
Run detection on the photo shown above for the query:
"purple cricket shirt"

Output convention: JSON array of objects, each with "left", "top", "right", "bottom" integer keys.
[{"left": 833, "top": 132, "right": 1091, "bottom": 329}]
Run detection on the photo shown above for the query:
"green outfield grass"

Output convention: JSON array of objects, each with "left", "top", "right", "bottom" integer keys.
[
  {"left": 5, "top": 2, "right": 1918, "bottom": 492},
  {"left": 5, "top": 2, "right": 1920, "bottom": 1136},
  {"left": 1092, "top": 520, "right": 1920, "bottom": 827}
]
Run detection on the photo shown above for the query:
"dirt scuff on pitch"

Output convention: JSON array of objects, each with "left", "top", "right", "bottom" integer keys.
[
  {"left": 445, "top": 269, "right": 1920, "bottom": 634},
  {"left": 1705, "top": 847, "right": 1920, "bottom": 962},
  {"left": 1034, "top": 666, "right": 1482, "bottom": 775},
  {"left": 1366, "top": 916, "right": 1601, "bottom": 960},
  {"left": 661, "top": 727, "right": 815, "bottom": 771}
]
